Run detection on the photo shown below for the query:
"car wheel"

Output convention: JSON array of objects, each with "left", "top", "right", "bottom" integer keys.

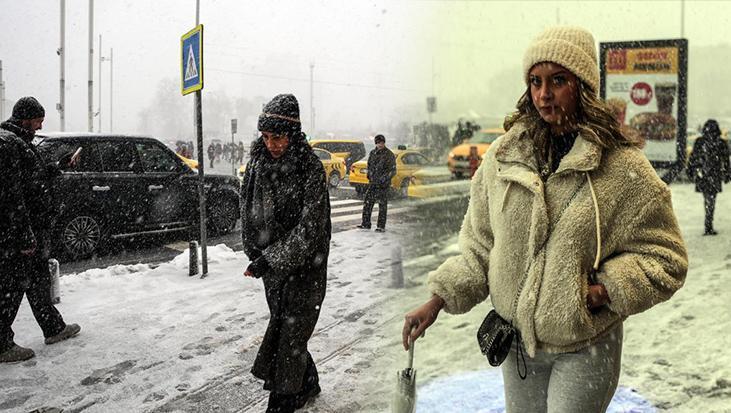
[
  {"left": 453, "top": 171, "right": 464, "bottom": 179},
  {"left": 328, "top": 171, "right": 341, "bottom": 188},
  {"left": 59, "top": 214, "right": 104, "bottom": 259},
  {"left": 354, "top": 185, "right": 364, "bottom": 196},
  {"left": 208, "top": 195, "right": 239, "bottom": 236}
]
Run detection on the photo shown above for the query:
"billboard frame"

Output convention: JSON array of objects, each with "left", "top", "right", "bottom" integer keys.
[{"left": 599, "top": 38, "right": 688, "bottom": 180}]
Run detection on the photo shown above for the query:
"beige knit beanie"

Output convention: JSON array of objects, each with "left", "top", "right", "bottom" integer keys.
[{"left": 523, "top": 26, "right": 599, "bottom": 94}]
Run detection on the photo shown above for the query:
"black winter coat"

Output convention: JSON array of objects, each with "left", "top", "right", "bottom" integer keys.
[
  {"left": 366, "top": 147, "right": 397, "bottom": 188},
  {"left": 240, "top": 132, "right": 331, "bottom": 394},
  {"left": 0, "top": 120, "right": 61, "bottom": 289},
  {"left": 687, "top": 134, "right": 731, "bottom": 194},
  {"left": 0, "top": 122, "right": 36, "bottom": 261}
]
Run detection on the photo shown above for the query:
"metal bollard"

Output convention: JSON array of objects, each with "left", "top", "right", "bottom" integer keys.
[
  {"left": 189, "top": 241, "right": 199, "bottom": 276},
  {"left": 49, "top": 259, "right": 61, "bottom": 304},
  {"left": 390, "top": 246, "right": 404, "bottom": 288}
]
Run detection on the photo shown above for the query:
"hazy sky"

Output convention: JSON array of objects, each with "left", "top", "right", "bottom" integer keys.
[{"left": 1, "top": 0, "right": 730, "bottom": 137}]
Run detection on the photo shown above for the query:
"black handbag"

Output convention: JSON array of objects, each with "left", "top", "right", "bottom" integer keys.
[
  {"left": 475, "top": 178, "right": 590, "bottom": 376},
  {"left": 476, "top": 309, "right": 515, "bottom": 367}
]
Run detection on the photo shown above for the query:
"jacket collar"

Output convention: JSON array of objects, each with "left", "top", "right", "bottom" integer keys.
[
  {"left": 1, "top": 119, "right": 35, "bottom": 142},
  {"left": 494, "top": 122, "right": 603, "bottom": 175}
]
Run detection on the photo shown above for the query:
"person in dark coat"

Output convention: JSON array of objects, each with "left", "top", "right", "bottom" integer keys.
[
  {"left": 240, "top": 94, "right": 331, "bottom": 413},
  {"left": 687, "top": 119, "right": 731, "bottom": 235},
  {"left": 358, "top": 134, "right": 396, "bottom": 232},
  {"left": 207, "top": 143, "right": 216, "bottom": 168},
  {"left": 0, "top": 97, "right": 81, "bottom": 363}
]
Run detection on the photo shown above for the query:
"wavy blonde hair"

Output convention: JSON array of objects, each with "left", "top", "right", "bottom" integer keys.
[{"left": 503, "top": 82, "right": 643, "bottom": 149}]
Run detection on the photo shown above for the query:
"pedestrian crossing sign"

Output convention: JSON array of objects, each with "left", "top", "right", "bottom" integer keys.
[{"left": 181, "top": 24, "right": 203, "bottom": 95}]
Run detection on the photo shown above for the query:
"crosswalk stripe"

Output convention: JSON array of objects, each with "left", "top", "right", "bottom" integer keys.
[
  {"left": 330, "top": 199, "right": 363, "bottom": 207},
  {"left": 330, "top": 207, "right": 411, "bottom": 223}
]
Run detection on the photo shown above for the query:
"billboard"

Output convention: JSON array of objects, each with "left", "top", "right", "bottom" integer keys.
[{"left": 600, "top": 39, "right": 688, "bottom": 168}]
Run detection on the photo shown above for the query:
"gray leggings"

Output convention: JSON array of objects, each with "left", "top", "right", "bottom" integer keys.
[{"left": 501, "top": 323, "right": 623, "bottom": 413}]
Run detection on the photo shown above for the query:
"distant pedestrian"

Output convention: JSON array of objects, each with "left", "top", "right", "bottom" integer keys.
[
  {"left": 240, "top": 94, "right": 331, "bottom": 413},
  {"left": 357, "top": 134, "right": 396, "bottom": 232},
  {"left": 468, "top": 145, "right": 480, "bottom": 178},
  {"left": 237, "top": 142, "right": 245, "bottom": 165},
  {"left": 687, "top": 119, "right": 731, "bottom": 235},
  {"left": 207, "top": 143, "right": 216, "bottom": 168},
  {"left": 215, "top": 142, "right": 223, "bottom": 164},
  {"left": 0, "top": 97, "right": 81, "bottom": 363}
]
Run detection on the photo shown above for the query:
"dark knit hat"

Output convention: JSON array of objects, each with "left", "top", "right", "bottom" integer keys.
[
  {"left": 258, "top": 94, "right": 301, "bottom": 134},
  {"left": 374, "top": 134, "right": 386, "bottom": 143},
  {"left": 703, "top": 119, "right": 721, "bottom": 137},
  {"left": 12, "top": 96, "right": 45, "bottom": 120}
]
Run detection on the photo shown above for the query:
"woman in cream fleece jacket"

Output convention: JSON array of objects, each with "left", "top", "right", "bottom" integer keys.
[{"left": 402, "top": 26, "right": 687, "bottom": 413}]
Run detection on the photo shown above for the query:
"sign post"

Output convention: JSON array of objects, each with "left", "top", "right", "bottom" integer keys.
[
  {"left": 181, "top": 24, "right": 208, "bottom": 276},
  {"left": 600, "top": 39, "right": 688, "bottom": 183},
  {"left": 231, "top": 118, "right": 237, "bottom": 175}
]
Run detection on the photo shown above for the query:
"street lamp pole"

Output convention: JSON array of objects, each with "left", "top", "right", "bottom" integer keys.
[
  {"left": 109, "top": 48, "right": 113, "bottom": 132},
  {"left": 87, "top": 0, "right": 94, "bottom": 132},
  {"left": 59, "top": 0, "right": 66, "bottom": 131},
  {"left": 98, "top": 34, "right": 102, "bottom": 132}
]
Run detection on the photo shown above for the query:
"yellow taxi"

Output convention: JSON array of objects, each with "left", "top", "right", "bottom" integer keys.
[
  {"left": 177, "top": 153, "right": 198, "bottom": 170},
  {"left": 309, "top": 139, "right": 366, "bottom": 170},
  {"left": 407, "top": 166, "right": 469, "bottom": 198},
  {"left": 236, "top": 148, "right": 346, "bottom": 188},
  {"left": 349, "top": 149, "right": 430, "bottom": 197},
  {"left": 314, "top": 148, "right": 347, "bottom": 188},
  {"left": 447, "top": 128, "right": 504, "bottom": 178}
]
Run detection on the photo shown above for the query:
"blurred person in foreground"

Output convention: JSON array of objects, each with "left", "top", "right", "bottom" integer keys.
[
  {"left": 0, "top": 97, "right": 81, "bottom": 363},
  {"left": 687, "top": 119, "right": 731, "bottom": 235},
  {"left": 240, "top": 94, "right": 331, "bottom": 413},
  {"left": 357, "top": 134, "right": 396, "bottom": 232},
  {"left": 402, "top": 27, "right": 688, "bottom": 412}
]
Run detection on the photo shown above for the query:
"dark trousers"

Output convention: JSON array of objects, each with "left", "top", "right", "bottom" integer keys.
[
  {"left": 361, "top": 185, "right": 389, "bottom": 229},
  {"left": 704, "top": 192, "right": 717, "bottom": 232},
  {"left": 0, "top": 254, "right": 66, "bottom": 353}
]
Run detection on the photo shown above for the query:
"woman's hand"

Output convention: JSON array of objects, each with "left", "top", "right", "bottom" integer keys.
[
  {"left": 587, "top": 284, "right": 610, "bottom": 310},
  {"left": 402, "top": 295, "right": 445, "bottom": 351}
]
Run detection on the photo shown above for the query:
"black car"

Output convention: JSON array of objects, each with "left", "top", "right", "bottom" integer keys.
[{"left": 34, "top": 133, "right": 240, "bottom": 259}]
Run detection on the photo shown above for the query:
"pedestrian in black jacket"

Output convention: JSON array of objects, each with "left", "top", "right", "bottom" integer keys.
[
  {"left": 240, "top": 94, "right": 331, "bottom": 413},
  {"left": 0, "top": 97, "right": 81, "bottom": 363},
  {"left": 687, "top": 119, "right": 731, "bottom": 235},
  {"left": 358, "top": 134, "right": 396, "bottom": 231}
]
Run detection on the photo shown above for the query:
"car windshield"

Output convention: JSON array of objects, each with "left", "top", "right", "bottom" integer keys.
[{"left": 470, "top": 132, "right": 502, "bottom": 144}]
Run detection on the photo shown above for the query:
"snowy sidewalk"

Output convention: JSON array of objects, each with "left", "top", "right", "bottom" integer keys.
[{"left": 2, "top": 230, "right": 403, "bottom": 413}]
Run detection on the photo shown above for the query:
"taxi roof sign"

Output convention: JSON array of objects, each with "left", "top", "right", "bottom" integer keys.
[{"left": 181, "top": 24, "right": 203, "bottom": 95}]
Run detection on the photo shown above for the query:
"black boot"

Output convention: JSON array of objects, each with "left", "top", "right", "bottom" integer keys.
[{"left": 266, "top": 392, "right": 295, "bottom": 413}]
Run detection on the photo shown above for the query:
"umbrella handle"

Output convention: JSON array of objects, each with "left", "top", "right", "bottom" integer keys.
[{"left": 407, "top": 327, "right": 416, "bottom": 370}]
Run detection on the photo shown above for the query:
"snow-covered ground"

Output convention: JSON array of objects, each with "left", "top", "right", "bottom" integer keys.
[
  {"left": 2, "top": 182, "right": 730, "bottom": 413},
  {"left": 1, "top": 229, "right": 404, "bottom": 412}
]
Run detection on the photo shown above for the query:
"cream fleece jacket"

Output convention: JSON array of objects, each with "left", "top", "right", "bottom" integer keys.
[{"left": 427, "top": 123, "right": 688, "bottom": 356}]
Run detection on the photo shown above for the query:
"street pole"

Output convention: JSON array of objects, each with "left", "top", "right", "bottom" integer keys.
[
  {"left": 87, "top": 0, "right": 94, "bottom": 132},
  {"left": 231, "top": 130, "right": 235, "bottom": 176},
  {"left": 0, "top": 60, "right": 4, "bottom": 120},
  {"left": 109, "top": 47, "right": 113, "bottom": 132},
  {"left": 195, "top": 0, "right": 208, "bottom": 276},
  {"left": 680, "top": 0, "right": 685, "bottom": 38},
  {"left": 98, "top": 34, "right": 102, "bottom": 132},
  {"left": 310, "top": 62, "right": 315, "bottom": 134},
  {"left": 59, "top": 0, "right": 66, "bottom": 131}
]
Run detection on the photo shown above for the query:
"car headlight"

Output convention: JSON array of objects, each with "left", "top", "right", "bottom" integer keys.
[
  {"left": 448, "top": 151, "right": 455, "bottom": 159},
  {"left": 360, "top": 168, "right": 368, "bottom": 175}
]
